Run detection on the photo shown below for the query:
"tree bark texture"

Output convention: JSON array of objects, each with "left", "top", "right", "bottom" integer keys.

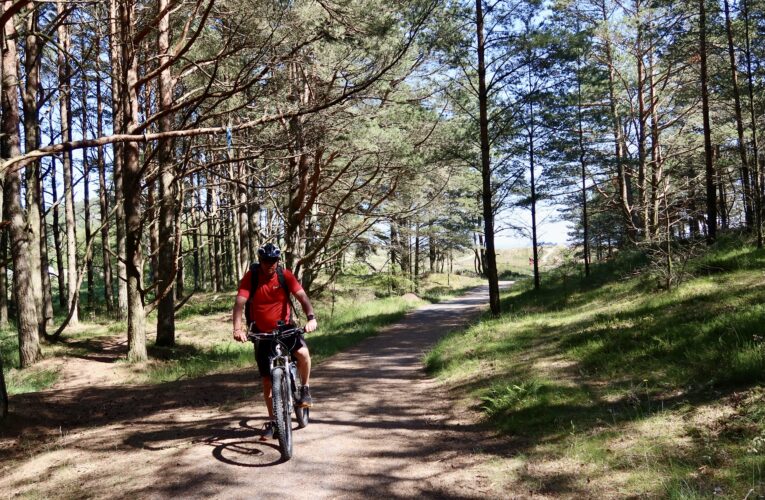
[
  {"left": 2, "top": 3, "right": 40, "bottom": 366},
  {"left": 528, "top": 95, "right": 540, "bottom": 291},
  {"left": 50, "top": 156, "right": 67, "bottom": 309},
  {"left": 475, "top": 0, "right": 500, "bottom": 314},
  {"left": 156, "top": 0, "right": 176, "bottom": 346},
  {"left": 57, "top": 0, "right": 79, "bottom": 324},
  {"left": 96, "top": 49, "right": 114, "bottom": 313},
  {"left": 724, "top": 0, "right": 754, "bottom": 229},
  {"left": 742, "top": 0, "right": 763, "bottom": 247},
  {"left": 699, "top": 0, "right": 717, "bottom": 243},
  {"left": 600, "top": 0, "right": 636, "bottom": 240},
  {"left": 0, "top": 164, "right": 7, "bottom": 329},
  {"left": 119, "top": 0, "right": 147, "bottom": 362},
  {"left": 110, "top": 0, "right": 128, "bottom": 318},
  {"left": 576, "top": 66, "right": 590, "bottom": 276},
  {"left": 22, "top": 8, "right": 44, "bottom": 332},
  {"left": 81, "top": 52, "right": 94, "bottom": 311}
]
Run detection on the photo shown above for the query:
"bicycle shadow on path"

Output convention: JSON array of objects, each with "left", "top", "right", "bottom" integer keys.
[{"left": 1, "top": 283, "right": 515, "bottom": 499}]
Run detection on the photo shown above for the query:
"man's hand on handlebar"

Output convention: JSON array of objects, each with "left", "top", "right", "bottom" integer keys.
[
  {"left": 304, "top": 318, "right": 318, "bottom": 333},
  {"left": 233, "top": 328, "right": 248, "bottom": 343}
]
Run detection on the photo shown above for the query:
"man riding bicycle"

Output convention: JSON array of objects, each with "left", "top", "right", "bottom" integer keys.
[{"left": 232, "top": 243, "right": 317, "bottom": 440}]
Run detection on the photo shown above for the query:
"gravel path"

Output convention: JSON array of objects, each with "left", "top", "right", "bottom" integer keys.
[{"left": 1, "top": 284, "right": 510, "bottom": 499}]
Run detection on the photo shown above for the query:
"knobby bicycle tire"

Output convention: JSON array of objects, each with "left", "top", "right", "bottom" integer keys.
[
  {"left": 271, "top": 367, "right": 293, "bottom": 460},
  {"left": 291, "top": 363, "right": 309, "bottom": 428}
]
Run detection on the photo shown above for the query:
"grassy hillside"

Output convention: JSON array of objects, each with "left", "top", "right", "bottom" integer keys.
[{"left": 426, "top": 238, "right": 765, "bottom": 498}]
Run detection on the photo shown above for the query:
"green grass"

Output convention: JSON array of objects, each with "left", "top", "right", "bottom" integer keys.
[
  {"left": 1, "top": 328, "right": 60, "bottom": 395},
  {"left": 426, "top": 237, "right": 765, "bottom": 497},
  {"left": 137, "top": 271, "right": 481, "bottom": 384},
  {"left": 0, "top": 270, "right": 482, "bottom": 388},
  {"left": 140, "top": 294, "right": 427, "bottom": 384},
  {"left": 5, "top": 368, "right": 59, "bottom": 395},
  {"left": 144, "top": 341, "right": 254, "bottom": 382},
  {"left": 174, "top": 293, "right": 235, "bottom": 320}
]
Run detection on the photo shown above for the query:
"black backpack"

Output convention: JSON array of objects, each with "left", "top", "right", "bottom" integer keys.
[{"left": 244, "top": 262, "right": 298, "bottom": 331}]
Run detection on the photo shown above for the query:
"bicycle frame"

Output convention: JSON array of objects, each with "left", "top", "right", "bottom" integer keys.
[{"left": 247, "top": 324, "right": 306, "bottom": 460}]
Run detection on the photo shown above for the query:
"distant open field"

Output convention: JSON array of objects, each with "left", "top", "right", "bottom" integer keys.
[
  {"left": 452, "top": 246, "right": 570, "bottom": 277},
  {"left": 365, "top": 245, "right": 570, "bottom": 279}
]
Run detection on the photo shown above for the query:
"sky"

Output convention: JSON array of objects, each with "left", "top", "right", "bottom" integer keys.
[{"left": 494, "top": 205, "right": 573, "bottom": 249}]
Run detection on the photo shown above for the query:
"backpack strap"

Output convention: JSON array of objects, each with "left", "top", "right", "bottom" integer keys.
[
  {"left": 277, "top": 265, "right": 299, "bottom": 325},
  {"left": 245, "top": 262, "right": 299, "bottom": 330}
]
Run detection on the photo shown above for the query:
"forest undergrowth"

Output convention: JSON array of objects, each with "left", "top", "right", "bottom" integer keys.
[
  {"left": 426, "top": 235, "right": 765, "bottom": 498},
  {"left": 0, "top": 272, "right": 484, "bottom": 392}
]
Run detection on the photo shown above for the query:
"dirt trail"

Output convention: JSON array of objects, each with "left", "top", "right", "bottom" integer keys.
[{"left": 1, "top": 284, "right": 512, "bottom": 499}]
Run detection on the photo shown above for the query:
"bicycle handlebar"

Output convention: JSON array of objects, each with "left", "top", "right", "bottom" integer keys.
[{"left": 246, "top": 326, "right": 305, "bottom": 342}]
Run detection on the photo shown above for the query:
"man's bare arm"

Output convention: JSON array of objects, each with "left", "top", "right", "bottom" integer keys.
[
  {"left": 232, "top": 295, "right": 248, "bottom": 342},
  {"left": 294, "top": 290, "right": 318, "bottom": 333}
]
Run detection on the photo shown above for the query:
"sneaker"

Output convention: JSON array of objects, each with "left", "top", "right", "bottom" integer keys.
[
  {"left": 297, "top": 386, "right": 313, "bottom": 408},
  {"left": 260, "top": 420, "right": 278, "bottom": 441}
]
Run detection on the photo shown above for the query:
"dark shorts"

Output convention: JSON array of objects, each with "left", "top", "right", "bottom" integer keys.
[{"left": 254, "top": 332, "right": 307, "bottom": 378}]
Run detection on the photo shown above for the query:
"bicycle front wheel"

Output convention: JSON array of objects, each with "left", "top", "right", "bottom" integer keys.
[{"left": 271, "top": 367, "right": 293, "bottom": 461}]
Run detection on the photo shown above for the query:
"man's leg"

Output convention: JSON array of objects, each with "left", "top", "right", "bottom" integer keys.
[
  {"left": 293, "top": 345, "right": 312, "bottom": 407},
  {"left": 293, "top": 346, "right": 311, "bottom": 386},
  {"left": 262, "top": 376, "right": 274, "bottom": 419},
  {"left": 255, "top": 340, "right": 275, "bottom": 420}
]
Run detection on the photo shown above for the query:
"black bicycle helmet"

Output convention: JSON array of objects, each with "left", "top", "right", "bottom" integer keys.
[{"left": 258, "top": 242, "right": 281, "bottom": 260}]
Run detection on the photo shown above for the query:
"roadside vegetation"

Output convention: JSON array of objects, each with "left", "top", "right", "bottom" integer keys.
[
  {"left": 0, "top": 271, "right": 484, "bottom": 391},
  {"left": 426, "top": 235, "right": 765, "bottom": 498}
]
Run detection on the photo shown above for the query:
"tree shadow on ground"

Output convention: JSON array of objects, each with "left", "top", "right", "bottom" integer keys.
[{"left": 427, "top": 251, "right": 765, "bottom": 496}]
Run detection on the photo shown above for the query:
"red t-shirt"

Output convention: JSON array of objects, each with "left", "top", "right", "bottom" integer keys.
[{"left": 237, "top": 268, "right": 303, "bottom": 331}]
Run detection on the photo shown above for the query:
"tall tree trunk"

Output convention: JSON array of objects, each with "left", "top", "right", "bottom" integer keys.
[
  {"left": 428, "top": 221, "right": 436, "bottom": 273},
  {"left": 576, "top": 63, "right": 590, "bottom": 276},
  {"left": 635, "top": 1, "right": 649, "bottom": 240},
  {"left": 724, "top": 0, "right": 754, "bottom": 230},
  {"left": 717, "top": 147, "right": 729, "bottom": 229},
  {"left": 600, "top": 0, "right": 635, "bottom": 240},
  {"left": 414, "top": 222, "right": 420, "bottom": 294},
  {"left": 96, "top": 43, "right": 114, "bottom": 313},
  {"left": 119, "top": 0, "right": 147, "bottom": 362},
  {"left": 648, "top": 34, "right": 664, "bottom": 239},
  {"left": 57, "top": 0, "right": 79, "bottom": 325},
  {"left": 390, "top": 220, "right": 399, "bottom": 271},
  {"left": 742, "top": 0, "right": 763, "bottom": 247},
  {"left": 22, "top": 7, "right": 44, "bottom": 333},
  {"left": 191, "top": 173, "right": 201, "bottom": 290},
  {"left": 2, "top": 3, "right": 40, "bottom": 366},
  {"left": 39, "top": 171, "right": 53, "bottom": 325},
  {"left": 237, "top": 161, "right": 250, "bottom": 275},
  {"left": 248, "top": 180, "right": 259, "bottom": 263},
  {"left": 227, "top": 172, "right": 239, "bottom": 284},
  {"left": 0, "top": 171, "right": 7, "bottom": 328},
  {"left": 110, "top": 0, "right": 128, "bottom": 318},
  {"left": 156, "top": 0, "right": 176, "bottom": 346},
  {"left": 699, "top": 0, "right": 717, "bottom": 244},
  {"left": 528, "top": 95, "right": 540, "bottom": 291},
  {"left": 475, "top": 0, "right": 500, "bottom": 314},
  {"left": 80, "top": 45, "right": 94, "bottom": 312},
  {"left": 50, "top": 156, "right": 67, "bottom": 309},
  {"left": 207, "top": 174, "right": 220, "bottom": 292}
]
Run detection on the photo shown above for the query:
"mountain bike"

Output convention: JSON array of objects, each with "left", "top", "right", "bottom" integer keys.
[{"left": 247, "top": 324, "right": 309, "bottom": 461}]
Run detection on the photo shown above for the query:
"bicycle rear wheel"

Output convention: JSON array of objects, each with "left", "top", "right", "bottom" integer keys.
[{"left": 271, "top": 367, "right": 293, "bottom": 460}]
